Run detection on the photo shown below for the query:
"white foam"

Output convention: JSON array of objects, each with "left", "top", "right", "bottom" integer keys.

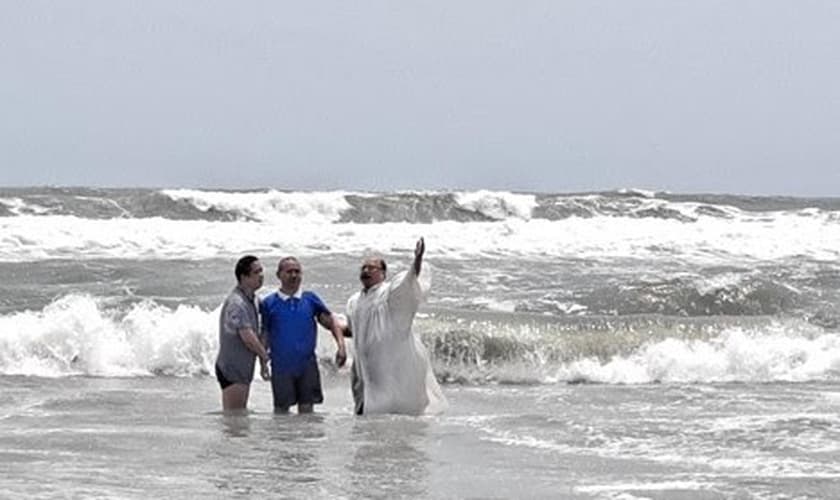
[
  {"left": 161, "top": 188, "right": 353, "bottom": 224},
  {"left": 692, "top": 273, "right": 747, "bottom": 296},
  {"left": 617, "top": 188, "right": 658, "bottom": 198},
  {"left": 0, "top": 197, "right": 839, "bottom": 265},
  {"left": 0, "top": 197, "right": 50, "bottom": 216},
  {"left": 454, "top": 190, "right": 537, "bottom": 220},
  {"left": 469, "top": 297, "right": 518, "bottom": 313},
  {"left": 555, "top": 327, "right": 840, "bottom": 384},
  {"left": 576, "top": 480, "right": 710, "bottom": 493},
  {"left": 0, "top": 293, "right": 346, "bottom": 378},
  {"left": 0, "top": 294, "right": 217, "bottom": 377}
]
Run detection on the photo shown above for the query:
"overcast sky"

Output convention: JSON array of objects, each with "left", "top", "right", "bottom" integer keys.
[{"left": 1, "top": 1, "right": 839, "bottom": 195}]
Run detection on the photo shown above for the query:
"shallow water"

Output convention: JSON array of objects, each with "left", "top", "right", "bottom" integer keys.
[{"left": 3, "top": 375, "right": 839, "bottom": 499}]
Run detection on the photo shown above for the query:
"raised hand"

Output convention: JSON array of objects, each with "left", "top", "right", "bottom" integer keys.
[{"left": 413, "top": 237, "right": 425, "bottom": 275}]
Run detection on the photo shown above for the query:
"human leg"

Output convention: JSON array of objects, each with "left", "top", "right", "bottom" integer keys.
[
  {"left": 217, "top": 364, "right": 251, "bottom": 411},
  {"left": 351, "top": 361, "right": 364, "bottom": 415},
  {"left": 222, "top": 383, "right": 250, "bottom": 411},
  {"left": 295, "top": 358, "right": 324, "bottom": 414},
  {"left": 271, "top": 371, "right": 297, "bottom": 413}
]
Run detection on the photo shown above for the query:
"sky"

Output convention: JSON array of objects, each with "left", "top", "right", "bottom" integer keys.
[{"left": 1, "top": 1, "right": 839, "bottom": 195}]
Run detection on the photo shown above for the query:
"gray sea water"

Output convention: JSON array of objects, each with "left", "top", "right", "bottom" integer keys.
[
  {"left": 2, "top": 188, "right": 840, "bottom": 498},
  {"left": 3, "top": 376, "right": 839, "bottom": 499}
]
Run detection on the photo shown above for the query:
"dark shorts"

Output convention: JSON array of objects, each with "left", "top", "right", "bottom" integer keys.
[
  {"left": 215, "top": 364, "right": 234, "bottom": 390},
  {"left": 271, "top": 358, "right": 323, "bottom": 409}
]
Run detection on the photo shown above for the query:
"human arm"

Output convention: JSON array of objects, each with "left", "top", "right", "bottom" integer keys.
[
  {"left": 318, "top": 312, "right": 347, "bottom": 368},
  {"left": 238, "top": 326, "right": 270, "bottom": 374},
  {"left": 386, "top": 238, "right": 430, "bottom": 325},
  {"left": 257, "top": 300, "right": 271, "bottom": 380},
  {"left": 413, "top": 237, "right": 424, "bottom": 276},
  {"left": 225, "top": 298, "right": 270, "bottom": 379}
]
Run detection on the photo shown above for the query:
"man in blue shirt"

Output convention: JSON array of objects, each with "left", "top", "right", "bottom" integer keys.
[{"left": 260, "top": 256, "right": 347, "bottom": 413}]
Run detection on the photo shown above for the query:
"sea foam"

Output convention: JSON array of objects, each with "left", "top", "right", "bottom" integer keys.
[
  {"left": 554, "top": 327, "right": 840, "bottom": 384},
  {"left": 161, "top": 189, "right": 353, "bottom": 223},
  {"left": 3, "top": 295, "right": 839, "bottom": 383},
  {"left": 0, "top": 294, "right": 216, "bottom": 377},
  {"left": 1, "top": 204, "right": 839, "bottom": 264}
]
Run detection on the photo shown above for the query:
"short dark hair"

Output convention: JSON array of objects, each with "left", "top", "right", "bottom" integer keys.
[
  {"left": 277, "top": 256, "right": 300, "bottom": 272},
  {"left": 235, "top": 255, "right": 259, "bottom": 282},
  {"left": 379, "top": 259, "right": 387, "bottom": 273}
]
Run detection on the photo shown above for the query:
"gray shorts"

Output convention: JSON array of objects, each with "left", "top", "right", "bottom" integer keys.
[{"left": 271, "top": 358, "right": 323, "bottom": 409}]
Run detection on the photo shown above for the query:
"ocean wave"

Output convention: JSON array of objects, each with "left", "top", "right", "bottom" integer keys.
[
  {"left": 3, "top": 187, "right": 840, "bottom": 224},
  {"left": 553, "top": 327, "right": 840, "bottom": 384},
  {"left": 162, "top": 188, "right": 352, "bottom": 224},
  {"left": 0, "top": 294, "right": 216, "bottom": 377},
  {"left": 2, "top": 204, "right": 839, "bottom": 265},
  {"left": 0, "top": 188, "right": 240, "bottom": 221},
  {"left": 424, "top": 314, "right": 840, "bottom": 385},
  {"left": 533, "top": 273, "right": 804, "bottom": 317},
  {"left": 4, "top": 295, "right": 838, "bottom": 384}
]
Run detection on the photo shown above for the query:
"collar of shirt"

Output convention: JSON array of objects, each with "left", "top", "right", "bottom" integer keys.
[
  {"left": 277, "top": 289, "right": 304, "bottom": 301},
  {"left": 235, "top": 285, "right": 255, "bottom": 301},
  {"left": 362, "top": 281, "right": 385, "bottom": 295}
]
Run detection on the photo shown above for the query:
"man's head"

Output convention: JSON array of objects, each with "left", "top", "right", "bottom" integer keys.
[
  {"left": 359, "top": 256, "right": 387, "bottom": 290},
  {"left": 277, "top": 256, "right": 303, "bottom": 293},
  {"left": 235, "top": 255, "right": 264, "bottom": 291}
]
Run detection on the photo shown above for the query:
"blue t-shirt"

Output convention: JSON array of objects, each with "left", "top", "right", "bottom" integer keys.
[{"left": 260, "top": 291, "right": 330, "bottom": 376}]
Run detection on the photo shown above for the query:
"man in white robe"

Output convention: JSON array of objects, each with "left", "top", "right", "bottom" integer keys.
[{"left": 345, "top": 237, "right": 446, "bottom": 415}]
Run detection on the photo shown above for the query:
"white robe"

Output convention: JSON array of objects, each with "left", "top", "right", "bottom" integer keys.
[{"left": 346, "top": 269, "right": 447, "bottom": 415}]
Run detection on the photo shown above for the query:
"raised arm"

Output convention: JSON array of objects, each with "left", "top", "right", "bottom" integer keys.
[
  {"left": 413, "top": 237, "right": 425, "bottom": 276},
  {"left": 386, "top": 238, "right": 430, "bottom": 333}
]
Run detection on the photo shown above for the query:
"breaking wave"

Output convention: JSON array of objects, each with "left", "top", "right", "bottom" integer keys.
[{"left": 3, "top": 294, "right": 839, "bottom": 385}]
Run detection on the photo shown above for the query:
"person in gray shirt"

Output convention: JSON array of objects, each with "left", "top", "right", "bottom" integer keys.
[{"left": 215, "top": 255, "right": 270, "bottom": 411}]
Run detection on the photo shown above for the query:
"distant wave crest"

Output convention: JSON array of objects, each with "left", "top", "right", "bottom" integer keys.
[{"left": 3, "top": 187, "right": 840, "bottom": 224}]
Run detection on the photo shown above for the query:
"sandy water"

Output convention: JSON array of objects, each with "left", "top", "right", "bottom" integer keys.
[{"left": 3, "top": 374, "right": 839, "bottom": 499}]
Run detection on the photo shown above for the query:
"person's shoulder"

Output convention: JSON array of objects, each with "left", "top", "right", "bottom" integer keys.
[
  {"left": 302, "top": 291, "right": 330, "bottom": 309},
  {"left": 261, "top": 291, "right": 280, "bottom": 308},
  {"left": 223, "top": 288, "right": 243, "bottom": 306}
]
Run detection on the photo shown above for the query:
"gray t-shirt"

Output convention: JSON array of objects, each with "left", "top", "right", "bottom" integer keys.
[{"left": 215, "top": 286, "right": 259, "bottom": 384}]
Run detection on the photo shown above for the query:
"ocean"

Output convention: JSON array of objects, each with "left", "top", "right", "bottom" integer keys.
[{"left": 1, "top": 187, "right": 839, "bottom": 499}]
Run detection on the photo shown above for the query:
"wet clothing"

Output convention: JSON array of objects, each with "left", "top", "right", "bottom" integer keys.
[
  {"left": 214, "top": 286, "right": 259, "bottom": 385},
  {"left": 270, "top": 357, "right": 324, "bottom": 409},
  {"left": 215, "top": 364, "right": 233, "bottom": 390},
  {"left": 260, "top": 289, "right": 330, "bottom": 408},
  {"left": 260, "top": 290, "right": 330, "bottom": 375},
  {"left": 346, "top": 269, "right": 447, "bottom": 415}
]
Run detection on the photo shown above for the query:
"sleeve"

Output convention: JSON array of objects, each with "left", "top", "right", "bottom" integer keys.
[
  {"left": 259, "top": 297, "right": 270, "bottom": 338},
  {"left": 307, "top": 292, "right": 331, "bottom": 318},
  {"left": 225, "top": 299, "right": 255, "bottom": 332},
  {"left": 386, "top": 269, "right": 430, "bottom": 331},
  {"left": 345, "top": 296, "right": 355, "bottom": 332}
]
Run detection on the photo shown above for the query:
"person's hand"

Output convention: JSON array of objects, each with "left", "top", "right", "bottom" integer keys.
[
  {"left": 260, "top": 360, "right": 271, "bottom": 381},
  {"left": 335, "top": 346, "right": 347, "bottom": 368},
  {"left": 413, "top": 237, "right": 425, "bottom": 274},
  {"left": 415, "top": 237, "right": 425, "bottom": 260}
]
